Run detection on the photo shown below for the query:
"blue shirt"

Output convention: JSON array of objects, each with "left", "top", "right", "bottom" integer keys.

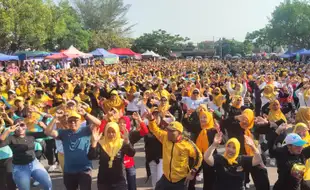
[{"left": 58, "top": 122, "right": 92, "bottom": 173}]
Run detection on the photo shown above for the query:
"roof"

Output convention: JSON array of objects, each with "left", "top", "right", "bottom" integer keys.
[{"left": 109, "top": 48, "right": 137, "bottom": 56}]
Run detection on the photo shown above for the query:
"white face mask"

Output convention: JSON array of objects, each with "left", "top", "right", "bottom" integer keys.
[{"left": 163, "top": 117, "right": 174, "bottom": 124}]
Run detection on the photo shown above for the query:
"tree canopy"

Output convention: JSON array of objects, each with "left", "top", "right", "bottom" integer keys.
[
  {"left": 0, "top": 0, "right": 132, "bottom": 53},
  {"left": 246, "top": 0, "right": 310, "bottom": 51},
  {"left": 131, "top": 29, "right": 190, "bottom": 56}
]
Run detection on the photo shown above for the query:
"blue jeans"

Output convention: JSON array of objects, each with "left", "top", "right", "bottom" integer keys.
[
  {"left": 12, "top": 159, "right": 52, "bottom": 190},
  {"left": 126, "top": 166, "right": 137, "bottom": 190}
]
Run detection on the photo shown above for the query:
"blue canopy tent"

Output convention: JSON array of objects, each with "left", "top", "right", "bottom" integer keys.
[
  {"left": 280, "top": 53, "right": 293, "bottom": 59},
  {"left": 300, "top": 50, "right": 310, "bottom": 56},
  {"left": 292, "top": 48, "right": 308, "bottom": 55},
  {"left": 0, "top": 53, "right": 19, "bottom": 61},
  {"left": 89, "top": 48, "right": 119, "bottom": 64},
  {"left": 14, "top": 51, "right": 51, "bottom": 60}
]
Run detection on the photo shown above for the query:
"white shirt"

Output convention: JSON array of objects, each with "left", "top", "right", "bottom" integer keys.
[{"left": 181, "top": 97, "right": 209, "bottom": 110}]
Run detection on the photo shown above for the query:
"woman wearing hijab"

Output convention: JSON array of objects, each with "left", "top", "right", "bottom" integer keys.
[
  {"left": 267, "top": 100, "right": 287, "bottom": 123},
  {"left": 209, "top": 87, "right": 226, "bottom": 113},
  {"left": 0, "top": 118, "right": 52, "bottom": 190},
  {"left": 102, "top": 90, "right": 126, "bottom": 115},
  {"left": 204, "top": 132, "right": 263, "bottom": 190},
  {"left": 188, "top": 105, "right": 217, "bottom": 190},
  {"left": 296, "top": 107, "right": 310, "bottom": 127},
  {"left": 221, "top": 109, "right": 270, "bottom": 189},
  {"left": 88, "top": 122, "right": 135, "bottom": 190},
  {"left": 261, "top": 84, "right": 278, "bottom": 114}
]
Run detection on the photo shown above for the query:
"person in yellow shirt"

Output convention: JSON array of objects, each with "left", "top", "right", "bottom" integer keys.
[{"left": 146, "top": 111, "right": 202, "bottom": 189}]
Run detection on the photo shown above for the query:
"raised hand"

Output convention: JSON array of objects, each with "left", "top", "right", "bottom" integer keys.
[
  {"left": 55, "top": 110, "right": 65, "bottom": 119},
  {"left": 145, "top": 110, "right": 155, "bottom": 121},
  {"left": 8, "top": 124, "right": 19, "bottom": 133},
  {"left": 77, "top": 107, "right": 86, "bottom": 116},
  {"left": 255, "top": 116, "right": 269, "bottom": 125},
  {"left": 213, "top": 132, "right": 223, "bottom": 146},
  {"left": 121, "top": 128, "right": 129, "bottom": 143},
  {"left": 91, "top": 127, "right": 102, "bottom": 147},
  {"left": 244, "top": 135, "right": 256, "bottom": 148},
  {"left": 132, "top": 112, "right": 142, "bottom": 122}
]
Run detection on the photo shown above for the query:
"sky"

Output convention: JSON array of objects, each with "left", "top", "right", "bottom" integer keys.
[{"left": 123, "top": 0, "right": 284, "bottom": 42}]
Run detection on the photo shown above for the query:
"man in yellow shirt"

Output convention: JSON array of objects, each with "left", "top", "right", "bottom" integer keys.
[{"left": 146, "top": 112, "right": 202, "bottom": 190}]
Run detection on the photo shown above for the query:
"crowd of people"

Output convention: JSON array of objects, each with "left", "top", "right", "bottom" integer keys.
[{"left": 0, "top": 59, "right": 310, "bottom": 190}]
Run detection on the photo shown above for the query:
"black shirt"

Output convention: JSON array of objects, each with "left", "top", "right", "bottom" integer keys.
[
  {"left": 268, "top": 131, "right": 310, "bottom": 190},
  {"left": 213, "top": 154, "right": 253, "bottom": 190},
  {"left": 0, "top": 132, "right": 46, "bottom": 165},
  {"left": 88, "top": 143, "right": 135, "bottom": 185}
]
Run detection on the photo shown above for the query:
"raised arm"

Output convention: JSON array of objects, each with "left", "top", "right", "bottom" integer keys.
[
  {"left": 88, "top": 127, "right": 102, "bottom": 160},
  {"left": 204, "top": 132, "right": 222, "bottom": 166},
  {"left": 244, "top": 135, "right": 262, "bottom": 166},
  {"left": 44, "top": 116, "right": 59, "bottom": 138},
  {"left": 0, "top": 125, "right": 17, "bottom": 147},
  {"left": 78, "top": 107, "right": 101, "bottom": 127}
]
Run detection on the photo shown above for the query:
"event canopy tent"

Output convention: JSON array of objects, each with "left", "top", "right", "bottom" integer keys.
[
  {"left": 89, "top": 48, "right": 119, "bottom": 64},
  {"left": 293, "top": 48, "right": 307, "bottom": 55},
  {"left": 65, "top": 45, "right": 93, "bottom": 58},
  {"left": 45, "top": 45, "right": 92, "bottom": 60},
  {"left": 89, "top": 48, "right": 118, "bottom": 58},
  {"left": 0, "top": 53, "right": 19, "bottom": 61},
  {"left": 45, "top": 52, "right": 78, "bottom": 60},
  {"left": 14, "top": 51, "right": 51, "bottom": 60},
  {"left": 141, "top": 50, "right": 160, "bottom": 57},
  {"left": 109, "top": 48, "right": 138, "bottom": 56}
]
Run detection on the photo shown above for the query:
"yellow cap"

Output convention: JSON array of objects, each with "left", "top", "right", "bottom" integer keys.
[
  {"left": 110, "top": 90, "right": 118, "bottom": 95},
  {"left": 14, "top": 96, "right": 24, "bottom": 103},
  {"left": 167, "top": 121, "right": 183, "bottom": 133},
  {"left": 67, "top": 111, "right": 81, "bottom": 119}
]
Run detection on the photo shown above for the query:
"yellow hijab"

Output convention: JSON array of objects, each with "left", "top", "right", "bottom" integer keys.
[
  {"left": 196, "top": 109, "right": 214, "bottom": 153},
  {"left": 158, "top": 95, "right": 171, "bottom": 115},
  {"left": 241, "top": 109, "right": 255, "bottom": 156},
  {"left": 232, "top": 95, "right": 242, "bottom": 109},
  {"left": 224, "top": 138, "right": 241, "bottom": 165},
  {"left": 296, "top": 107, "right": 310, "bottom": 126},
  {"left": 233, "top": 83, "right": 243, "bottom": 96},
  {"left": 99, "top": 122, "right": 124, "bottom": 168},
  {"left": 263, "top": 84, "right": 276, "bottom": 101},
  {"left": 102, "top": 90, "right": 125, "bottom": 113},
  {"left": 268, "top": 100, "right": 287, "bottom": 123},
  {"left": 213, "top": 87, "right": 225, "bottom": 107},
  {"left": 304, "top": 89, "right": 310, "bottom": 101}
]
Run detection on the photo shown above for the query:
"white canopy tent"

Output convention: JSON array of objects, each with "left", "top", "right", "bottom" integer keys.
[
  {"left": 142, "top": 50, "right": 160, "bottom": 57},
  {"left": 65, "top": 45, "right": 93, "bottom": 58}
]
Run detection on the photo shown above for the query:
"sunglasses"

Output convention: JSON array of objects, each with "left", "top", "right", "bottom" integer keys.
[
  {"left": 193, "top": 91, "right": 199, "bottom": 94},
  {"left": 19, "top": 123, "right": 26, "bottom": 127}
]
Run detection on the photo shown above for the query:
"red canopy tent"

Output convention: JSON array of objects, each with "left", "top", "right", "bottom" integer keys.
[
  {"left": 45, "top": 52, "right": 78, "bottom": 60},
  {"left": 109, "top": 48, "right": 138, "bottom": 56}
]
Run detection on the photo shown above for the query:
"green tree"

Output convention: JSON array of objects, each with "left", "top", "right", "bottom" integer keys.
[
  {"left": 74, "top": 0, "right": 132, "bottom": 49},
  {"left": 215, "top": 38, "right": 250, "bottom": 56},
  {"left": 89, "top": 30, "right": 131, "bottom": 50},
  {"left": 245, "top": 26, "right": 279, "bottom": 52},
  {"left": 0, "top": 0, "right": 52, "bottom": 52},
  {"left": 131, "top": 29, "right": 190, "bottom": 55},
  {"left": 45, "top": 0, "right": 90, "bottom": 51},
  {"left": 269, "top": 0, "right": 310, "bottom": 48},
  {"left": 197, "top": 41, "right": 215, "bottom": 50}
]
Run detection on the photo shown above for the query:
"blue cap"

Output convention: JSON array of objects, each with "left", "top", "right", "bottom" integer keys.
[{"left": 283, "top": 133, "right": 307, "bottom": 147}]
